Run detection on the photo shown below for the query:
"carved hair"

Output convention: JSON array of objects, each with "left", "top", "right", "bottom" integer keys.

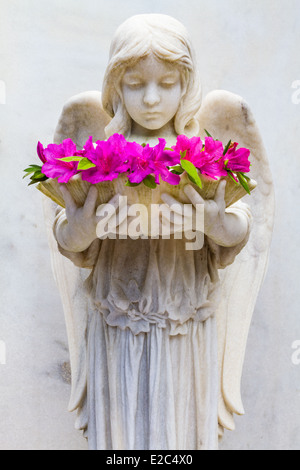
[{"left": 102, "top": 14, "right": 202, "bottom": 138}]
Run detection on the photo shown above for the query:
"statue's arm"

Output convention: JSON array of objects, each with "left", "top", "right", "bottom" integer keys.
[
  {"left": 185, "top": 181, "right": 251, "bottom": 248},
  {"left": 53, "top": 186, "right": 101, "bottom": 269},
  {"left": 53, "top": 185, "right": 99, "bottom": 251},
  {"left": 53, "top": 207, "right": 101, "bottom": 269},
  {"left": 207, "top": 201, "right": 252, "bottom": 269},
  {"left": 161, "top": 181, "right": 252, "bottom": 257}
]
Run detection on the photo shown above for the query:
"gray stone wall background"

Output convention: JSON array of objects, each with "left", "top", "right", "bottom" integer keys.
[{"left": 0, "top": 0, "right": 299, "bottom": 450}]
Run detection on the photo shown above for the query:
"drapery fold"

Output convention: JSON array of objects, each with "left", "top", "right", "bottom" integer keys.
[
  {"left": 52, "top": 202, "right": 251, "bottom": 450},
  {"left": 87, "top": 314, "right": 218, "bottom": 450}
]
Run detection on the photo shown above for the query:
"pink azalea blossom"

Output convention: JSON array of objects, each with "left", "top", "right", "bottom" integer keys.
[
  {"left": 171, "top": 135, "right": 227, "bottom": 180},
  {"left": 171, "top": 135, "right": 203, "bottom": 161},
  {"left": 203, "top": 137, "right": 224, "bottom": 161},
  {"left": 196, "top": 137, "right": 228, "bottom": 180},
  {"left": 126, "top": 142, "right": 156, "bottom": 184},
  {"left": 37, "top": 142, "right": 47, "bottom": 164},
  {"left": 223, "top": 142, "right": 251, "bottom": 173},
  {"left": 127, "top": 139, "right": 180, "bottom": 185},
  {"left": 42, "top": 139, "right": 81, "bottom": 183},
  {"left": 197, "top": 158, "right": 227, "bottom": 180},
  {"left": 151, "top": 138, "right": 181, "bottom": 185},
  {"left": 36, "top": 133, "right": 251, "bottom": 190},
  {"left": 81, "top": 134, "right": 130, "bottom": 183}
]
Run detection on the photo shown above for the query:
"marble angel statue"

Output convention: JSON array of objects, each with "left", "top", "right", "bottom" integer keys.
[{"left": 42, "top": 14, "right": 275, "bottom": 450}]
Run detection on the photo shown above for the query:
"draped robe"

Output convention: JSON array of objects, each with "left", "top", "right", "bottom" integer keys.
[{"left": 54, "top": 203, "right": 251, "bottom": 450}]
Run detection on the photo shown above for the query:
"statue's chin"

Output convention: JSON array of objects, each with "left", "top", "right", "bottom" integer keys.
[
  {"left": 130, "top": 114, "right": 176, "bottom": 136},
  {"left": 135, "top": 119, "right": 174, "bottom": 133},
  {"left": 144, "top": 124, "right": 164, "bottom": 131}
]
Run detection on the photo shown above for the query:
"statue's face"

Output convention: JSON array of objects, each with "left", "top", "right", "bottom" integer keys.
[{"left": 121, "top": 54, "right": 184, "bottom": 133}]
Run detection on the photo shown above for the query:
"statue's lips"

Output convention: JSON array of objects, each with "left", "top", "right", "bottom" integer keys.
[{"left": 143, "top": 112, "right": 161, "bottom": 119}]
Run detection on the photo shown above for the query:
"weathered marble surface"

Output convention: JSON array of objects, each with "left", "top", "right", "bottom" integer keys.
[{"left": 0, "top": 0, "right": 300, "bottom": 450}]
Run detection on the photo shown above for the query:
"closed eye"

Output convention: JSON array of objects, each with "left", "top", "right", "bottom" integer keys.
[
  {"left": 124, "top": 81, "right": 144, "bottom": 89},
  {"left": 129, "top": 83, "right": 143, "bottom": 89},
  {"left": 160, "top": 81, "right": 177, "bottom": 88}
]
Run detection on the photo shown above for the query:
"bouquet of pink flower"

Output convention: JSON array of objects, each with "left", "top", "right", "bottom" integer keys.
[{"left": 24, "top": 132, "right": 255, "bottom": 208}]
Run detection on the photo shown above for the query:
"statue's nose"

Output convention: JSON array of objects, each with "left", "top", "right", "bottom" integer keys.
[{"left": 143, "top": 83, "right": 161, "bottom": 106}]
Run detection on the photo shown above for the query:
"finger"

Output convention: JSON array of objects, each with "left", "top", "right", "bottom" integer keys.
[
  {"left": 214, "top": 179, "right": 227, "bottom": 206},
  {"left": 110, "top": 194, "right": 127, "bottom": 211},
  {"left": 161, "top": 215, "right": 184, "bottom": 234},
  {"left": 96, "top": 194, "right": 126, "bottom": 218},
  {"left": 160, "top": 193, "right": 184, "bottom": 214},
  {"left": 183, "top": 184, "right": 205, "bottom": 207},
  {"left": 83, "top": 186, "right": 98, "bottom": 217},
  {"left": 60, "top": 185, "right": 77, "bottom": 213},
  {"left": 160, "top": 205, "right": 184, "bottom": 226}
]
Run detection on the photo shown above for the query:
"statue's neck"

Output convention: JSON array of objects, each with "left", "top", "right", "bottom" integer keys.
[{"left": 129, "top": 120, "right": 178, "bottom": 147}]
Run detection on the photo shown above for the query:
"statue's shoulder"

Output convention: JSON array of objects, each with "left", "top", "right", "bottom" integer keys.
[
  {"left": 60, "top": 90, "right": 103, "bottom": 110},
  {"left": 199, "top": 89, "right": 252, "bottom": 116},
  {"left": 54, "top": 91, "right": 111, "bottom": 146}
]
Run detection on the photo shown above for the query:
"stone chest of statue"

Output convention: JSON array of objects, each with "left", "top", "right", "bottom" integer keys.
[{"left": 41, "top": 14, "right": 275, "bottom": 450}]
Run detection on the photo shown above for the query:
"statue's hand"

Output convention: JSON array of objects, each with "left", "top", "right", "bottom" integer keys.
[
  {"left": 183, "top": 180, "right": 227, "bottom": 239},
  {"left": 160, "top": 180, "right": 226, "bottom": 239},
  {"left": 95, "top": 194, "right": 132, "bottom": 239},
  {"left": 58, "top": 185, "right": 99, "bottom": 252},
  {"left": 161, "top": 181, "right": 249, "bottom": 247},
  {"left": 160, "top": 186, "right": 207, "bottom": 238}
]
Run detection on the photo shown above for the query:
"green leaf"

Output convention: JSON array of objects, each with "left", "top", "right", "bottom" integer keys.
[
  {"left": 24, "top": 164, "right": 48, "bottom": 185},
  {"left": 143, "top": 175, "right": 157, "bottom": 189},
  {"left": 31, "top": 172, "right": 45, "bottom": 180},
  {"left": 168, "top": 165, "right": 185, "bottom": 175},
  {"left": 59, "top": 156, "right": 83, "bottom": 162},
  {"left": 239, "top": 172, "right": 251, "bottom": 181},
  {"left": 28, "top": 173, "right": 48, "bottom": 186},
  {"left": 237, "top": 172, "right": 251, "bottom": 194},
  {"left": 180, "top": 159, "right": 203, "bottom": 189},
  {"left": 59, "top": 156, "right": 96, "bottom": 170},
  {"left": 204, "top": 129, "right": 213, "bottom": 138},
  {"left": 23, "top": 171, "right": 35, "bottom": 179},
  {"left": 77, "top": 158, "right": 96, "bottom": 170},
  {"left": 23, "top": 165, "right": 43, "bottom": 178},
  {"left": 125, "top": 180, "right": 141, "bottom": 187},
  {"left": 223, "top": 140, "right": 232, "bottom": 156},
  {"left": 27, "top": 164, "right": 43, "bottom": 171},
  {"left": 187, "top": 174, "right": 198, "bottom": 185},
  {"left": 227, "top": 171, "right": 239, "bottom": 185}
]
